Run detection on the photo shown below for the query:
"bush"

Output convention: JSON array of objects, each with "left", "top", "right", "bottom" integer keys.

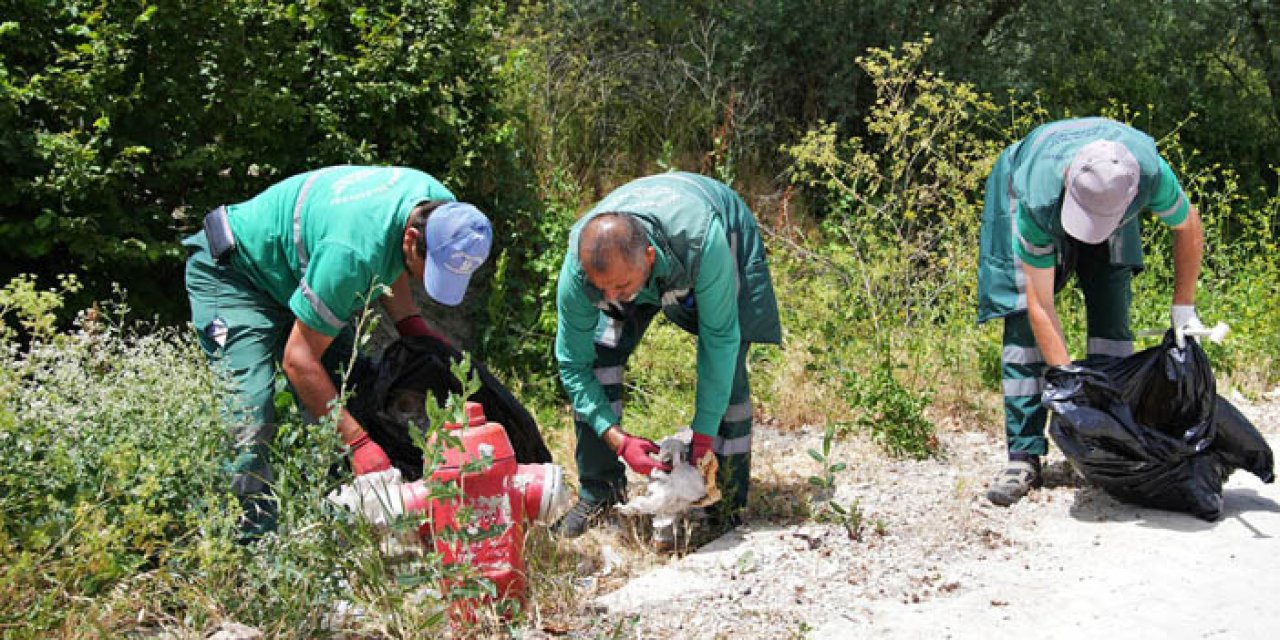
[
  {"left": 781, "top": 39, "right": 1023, "bottom": 455},
  {"left": 0, "top": 283, "right": 233, "bottom": 632},
  {"left": 0, "top": 280, "right": 534, "bottom": 636}
]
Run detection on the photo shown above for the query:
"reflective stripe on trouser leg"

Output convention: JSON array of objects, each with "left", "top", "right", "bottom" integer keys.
[
  {"left": 574, "top": 304, "right": 660, "bottom": 504},
  {"left": 1002, "top": 312, "right": 1048, "bottom": 456},
  {"left": 714, "top": 343, "right": 753, "bottom": 512},
  {"left": 1076, "top": 248, "right": 1134, "bottom": 362}
]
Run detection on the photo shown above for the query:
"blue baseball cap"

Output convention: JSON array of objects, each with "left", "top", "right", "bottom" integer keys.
[{"left": 424, "top": 202, "right": 492, "bottom": 306}]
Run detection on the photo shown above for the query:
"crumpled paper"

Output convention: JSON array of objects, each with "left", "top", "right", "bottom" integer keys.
[
  {"left": 326, "top": 468, "right": 406, "bottom": 526},
  {"left": 616, "top": 431, "right": 720, "bottom": 527}
]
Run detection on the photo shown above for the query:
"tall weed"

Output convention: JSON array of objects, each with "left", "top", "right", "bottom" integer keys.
[
  {"left": 0, "top": 288, "right": 232, "bottom": 634},
  {"left": 781, "top": 39, "right": 1032, "bottom": 454}
]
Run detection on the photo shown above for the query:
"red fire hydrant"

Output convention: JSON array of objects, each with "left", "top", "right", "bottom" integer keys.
[{"left": 398, "top": 401, "right": 569, "bottom": 619}]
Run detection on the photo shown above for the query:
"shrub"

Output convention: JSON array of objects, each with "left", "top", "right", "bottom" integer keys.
[
  {"left": 0, "top": 284, "right": 232, "bottom": 633},
  {"left": 782, "top": 39, "right": 1025, "bottom": 456}
]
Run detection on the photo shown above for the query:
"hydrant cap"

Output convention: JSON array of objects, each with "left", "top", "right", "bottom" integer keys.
[{"left": 464, "top": 401, "right": 487, "bottom": 427}]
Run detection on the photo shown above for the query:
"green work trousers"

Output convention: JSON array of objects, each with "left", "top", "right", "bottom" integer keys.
[
  {"left": 183, "top": 231, "right": 355, "bottom": 536},
  {"left": 575, "top": 304, "right": 755, "bottom": 514},
  {"left": 1001, "top": 241, "right": 1134, "bottom": 455}
]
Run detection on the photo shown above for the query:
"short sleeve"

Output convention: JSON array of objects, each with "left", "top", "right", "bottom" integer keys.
[
  {"left": 1149, "top": 158, "right": 1190, "bottom": 227},
  {"left": 289, "top": 242, "right": 377, "bottom": 336},
  {"left": 1014, "top": 202, "right": 1057, "bottom": 268}
]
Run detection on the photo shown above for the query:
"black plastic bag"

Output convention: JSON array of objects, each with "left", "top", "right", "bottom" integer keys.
[
  {"left": 347, "top": 336, "right": 552, "bottom": 480},
  {"left": 1045, "top": 331, "right": 1273, "bottom": 521}
]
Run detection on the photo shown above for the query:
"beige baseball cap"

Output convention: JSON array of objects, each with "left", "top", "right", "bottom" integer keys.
[{"left": 1061, "top": 139, "right": 1140, "bottom": 244}]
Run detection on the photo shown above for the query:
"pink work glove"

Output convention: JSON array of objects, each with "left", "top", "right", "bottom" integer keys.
[
  {"left": 395, "top": 315, "right": 450, "bottom": 346},
  {"left": 349, "top": 433, "right": 392, "bottom": 476},
  {"left": 617, "top": 433, "right": 670, "bottom": 477}
]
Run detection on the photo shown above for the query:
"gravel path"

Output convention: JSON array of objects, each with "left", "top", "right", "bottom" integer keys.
[{"left": 550, "top": 390, "right": 1280, "bottom": 639}]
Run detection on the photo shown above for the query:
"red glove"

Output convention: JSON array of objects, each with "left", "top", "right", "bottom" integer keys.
[
  {"left": 617, "top": 433, "right": 670, "bottom": 477},
  {"left": 691, "top": 432, "right": 714, "bottom": 465},
  {"left": 395, "top": 315, "right": 450, "bottom": 346},
  {"left": 349, "top": 433, "right": 391, "bottom": 476}
]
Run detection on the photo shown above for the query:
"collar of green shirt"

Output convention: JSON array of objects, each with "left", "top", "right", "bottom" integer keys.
[{"left": 633, "top": 239, "right": 672, "bottom": 305}]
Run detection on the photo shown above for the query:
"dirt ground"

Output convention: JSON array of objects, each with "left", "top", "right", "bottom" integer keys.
[{"left": 535, "top": 388, "right": 1280, "bottom": 639}]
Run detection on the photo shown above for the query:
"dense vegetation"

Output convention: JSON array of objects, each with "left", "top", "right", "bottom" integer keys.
[{"left": 2, "top": 0, "right": 1278, "bottom": 636}]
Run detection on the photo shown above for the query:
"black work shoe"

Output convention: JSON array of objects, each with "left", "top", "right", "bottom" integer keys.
[
  {"left": 552, "top": 498, "right": 614, "bottom": 539},
  {"left": 986, "top": 456, "right": 1043, "bottom": 507}
]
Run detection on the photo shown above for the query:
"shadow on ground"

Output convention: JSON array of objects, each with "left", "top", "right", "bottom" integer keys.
[{"left": 1064, "top": 483, "right": 1280, "bottom": 534}]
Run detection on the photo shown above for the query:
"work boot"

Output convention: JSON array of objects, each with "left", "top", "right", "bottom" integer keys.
[
  {"left": 986, "top": 454, "right": 1043, "bottom": 507},
  {"left": 552, "top": 498, "right": 615, "bottom": 539}
]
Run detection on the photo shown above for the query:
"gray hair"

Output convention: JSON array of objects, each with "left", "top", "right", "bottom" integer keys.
[{"left": 578, "top": 212, "right": 649, "bottom": 273}]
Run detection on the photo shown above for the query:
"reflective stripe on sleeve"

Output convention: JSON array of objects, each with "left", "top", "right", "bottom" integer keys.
[
  {"left": 1018, "top": 234, "right": 1055, "bottom": 258},
  {"left": 1154, "top": 192, "right": 1186, "bottom": 220},
  {"left": 300, "top": 281, "right": 346, "bottom": 331}
]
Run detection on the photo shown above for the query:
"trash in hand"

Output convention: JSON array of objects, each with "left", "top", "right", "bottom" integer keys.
[{"left": 616, "top": 432, "right": 713, "bottom": 528}]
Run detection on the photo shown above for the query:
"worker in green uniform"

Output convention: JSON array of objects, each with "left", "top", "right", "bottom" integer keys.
[
  {"left": 977, "top": 117, "right": 1205, "bottom": 506},
  {"left": 552, "top": 172, "right": 781, "bottom": 545},
  {"left": 183, "top": 165, "right": 492, "bottom": 537}
]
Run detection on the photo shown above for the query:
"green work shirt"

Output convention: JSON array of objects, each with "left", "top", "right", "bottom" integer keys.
[
  {"left": 557, "top": 218, "right": 738, "bottom": 437},
  {"left": 225, "top": 166, "right": 455, "bottom": 336},
  {"left": 556, "top": 172, "right": 780, "bottom": 438},
  {"left": 1011, "top": 118, "right": 1191, "bottom": 269}
]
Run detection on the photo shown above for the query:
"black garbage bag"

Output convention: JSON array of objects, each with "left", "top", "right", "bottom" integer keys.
[
  {"left": 1045, "top": 330, "right": 1274, "bottom": 521},
  {"left": 1211, "top": 399, "right": 1276, "bottom": 483},
  {"left": 347, "top": 336, "right": 552, "bottom": 480}
]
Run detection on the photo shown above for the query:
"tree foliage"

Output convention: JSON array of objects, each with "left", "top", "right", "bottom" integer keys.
[
  {"left": 3, "top": 0, "right": 1279, "bottom": 371},
  {"left": 0, "top": 0, "right": 519, "bottom": 322}
]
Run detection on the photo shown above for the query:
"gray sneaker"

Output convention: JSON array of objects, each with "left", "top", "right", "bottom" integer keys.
[
  {"left": 986, "top": 457, "right": 1042, "bottom": 506},
  {"left": 551, "top": 498, "right": 614, "bottom": 539}
]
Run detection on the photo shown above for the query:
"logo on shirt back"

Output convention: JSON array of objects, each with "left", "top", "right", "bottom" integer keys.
[{"left": 328, "top": 168, "right": 404, "bottom": 205}]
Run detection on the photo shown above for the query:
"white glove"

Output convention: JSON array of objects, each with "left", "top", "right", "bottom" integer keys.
[{"left": 1172, "top": 304, "right": 1204, "bottom": 348}]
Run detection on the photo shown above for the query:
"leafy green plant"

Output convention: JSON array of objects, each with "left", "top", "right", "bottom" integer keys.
[
  {"left": 0, "top": 279, "right": 232, "bottom": 634},
  {"left": 783, "top": 39, "right": 1024, "bottom": 455},
  {"left": 807, "top": 422, "right": 847, "bottom": 498},
  {"left": 805, "top": 422, "right": 866, "bottom": 540},
  {"left": 0, "top": 273, "right": 82, "bottom": 342},
  {"left": 843, "top": 359, "right": 936, "bottom": 460},
  {"left": 1, "top": 0, "right": 521, "bottom": 324}
]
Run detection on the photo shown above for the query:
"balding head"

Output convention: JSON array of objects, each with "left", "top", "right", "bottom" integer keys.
[
  {"left": 579, "top": 212, "right": 649, "bottom": 273},
  {"left": 578, "top": 212, "right": 655, "bottom": 303}
]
